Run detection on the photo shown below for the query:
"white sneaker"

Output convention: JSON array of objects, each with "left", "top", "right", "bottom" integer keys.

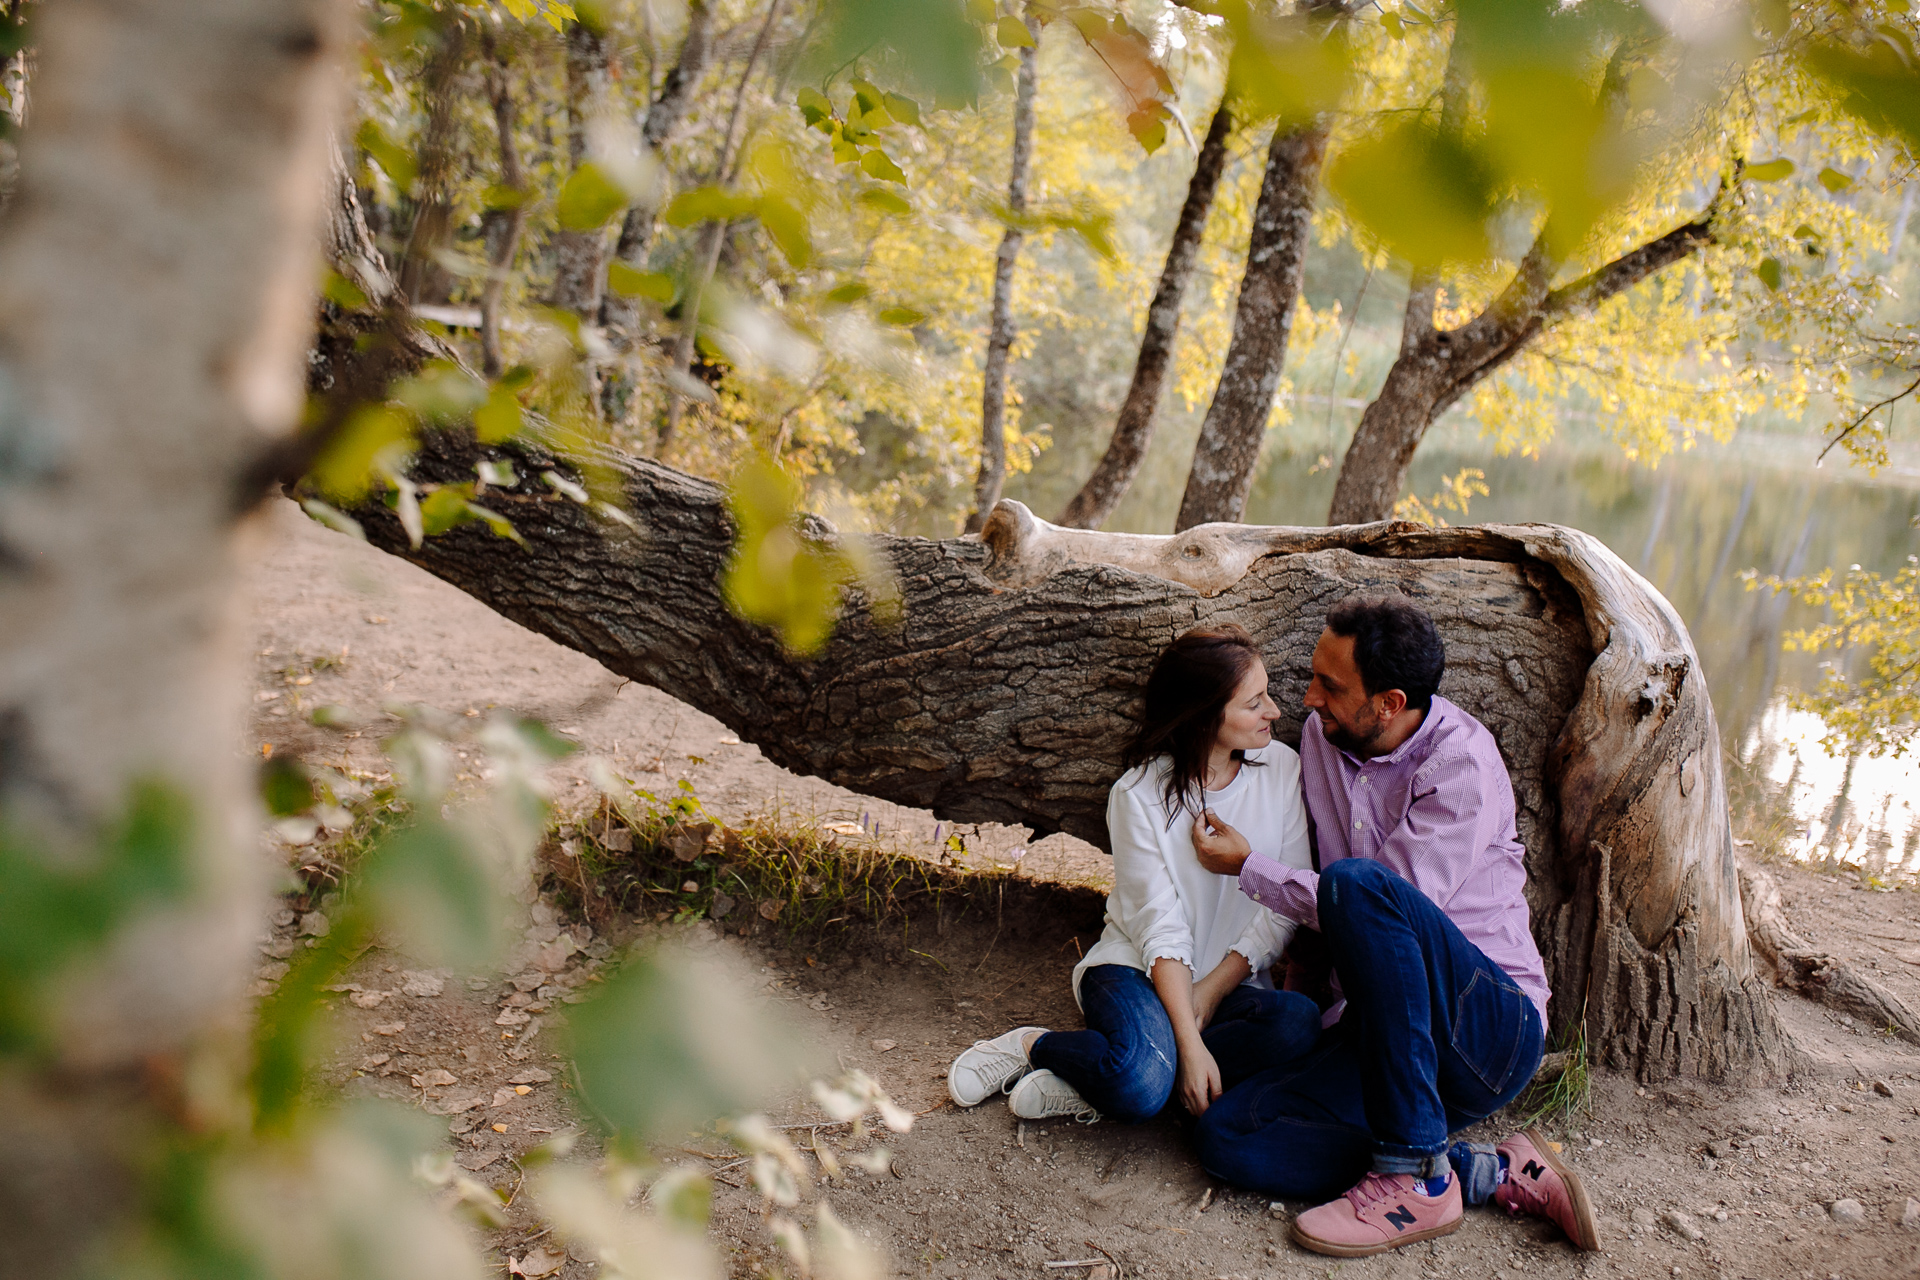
[
  {"left": 947, "top": 1026, "right": 1047, "bottom": 1107},
  {"left": 1007, "top": 1069, "right": 1100, "bottom": 1123}
]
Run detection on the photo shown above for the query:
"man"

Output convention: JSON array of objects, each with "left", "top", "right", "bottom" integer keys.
[{"left": 1189, "top": 594, "right": 1600, "bottom": 1257}]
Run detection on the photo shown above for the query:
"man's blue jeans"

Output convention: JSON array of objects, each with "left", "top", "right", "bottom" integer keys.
[
  {"left": 1194, "top": 858, "right": 1543, "bottom": 1200},
  {"left": 1029, "top": 963, "right": 1322, "bottom": 1123}
]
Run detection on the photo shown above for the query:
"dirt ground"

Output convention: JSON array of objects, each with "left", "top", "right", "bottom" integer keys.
[{"left": 244, "top": 499, "right": 1920, "bottom": 1280}]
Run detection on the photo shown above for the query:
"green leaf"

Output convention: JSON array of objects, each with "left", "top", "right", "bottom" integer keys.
[
  {"left": 814, "top": 0, "right": 983, "bottom": 107},
  {"left": 883, "top": 92, "right": 922, "bottom": 126},
  {"left": 966, "top": 0, "right": 997, "bottom": 20},
  {"left": 995, "top": 14, "right": 1035, "bottom": 46},
  {"left": 858, "top": 187, "right": 914, "bottom": 216},
  {"left": 473, "top": 384, "right": 525, "bottom": 444},
  {"left": 392, "top": 360, "right": 488, "bottom": 423},
  {"left": 1818, "top": 165, "right": 1855, "bottom": 192},
  {"left": 1757, "top": 256, "right": 1784, "bottom": 291},
  {"left": 300, "top": 497, "right": 366, "bottom": 541},
  {"left": 1127, "top": 106, "right": 1168, "bottom": 155},
  {"left": 1804, "top": 40, "right": 1920, "bottom": 154},
  {"left": 481, "top": 182, "right": 532, "bottom": 210},
  {"left": 260, "top": 758, "right": 317, "bottom": 817},
  {"left": 607, "top": 261, "right": 676, "bottom": 303},
  {"left": 1381, "top": 9, "right": 1405, "bottom": 38},
  {"left": 722, "top": 457, "right": 852, "bottom": 656},
  {"left": 850, "top": 77, "right": 890, "bottom": 121},
  {"left": 1328, "top": 121, "right": 1498, "bottom": 269},
  {"left": 310, "top": 404, "right": 414, "bottom": 502},
  {"left": 1223, "top": 7, "right": 1351, "bottom": 124},
  {"left": 860, "top": 148, "right": 908, "bottom": 184},
  {"left": 360, "top": 817, "right": 502, "bottom": 972},
  {"left": 758, "top": 195, "right": 814, "bottom": 268},
  {"left": 1793, "top": 223, "right": 1821, "bottom": 240},
  {"left": 796, "top": 86, "right": 835, "bottom": 128},
  {"left": 830, "top": 133, "right": 863, "bottom": 165},
  {"left": 664, "top": 185, "right": 761, "bottom": 226},
  {"left": 568, "top": 944, "right": 808, "bottom": 1148},
  {"left": 419, "top": 485, "right": 478, "bottom": 538},
  {"left": 557, "top": 162, "right": 629, "bottom": 231},
  {"left": 1744, "top": 157, "right": 1796, "bottom": 181},
  {"left": 878, "top": 305, "right": 929, "bottom": 326},
  {"left": 322, "top": 270, "right": 369, "bottom": 311},
  {"left": 356, "top": 118, "right": 417, "bottom": 190},
  {"left": 825, "top": 282, "right": 873, "bottom": 305}
]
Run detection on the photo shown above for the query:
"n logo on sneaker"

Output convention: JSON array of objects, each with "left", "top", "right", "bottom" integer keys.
[
  {"left": 1384, "top": 1204, "right": 1418, "bottom": 1232},
  {"left": 1521, "top": 1160, "right": 1546, "bottom": 1181}
]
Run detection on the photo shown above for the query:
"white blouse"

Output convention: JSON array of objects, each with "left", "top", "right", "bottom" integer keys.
[{"left": 1072, "top": 743, "right": 1314, "bottom": 1006}]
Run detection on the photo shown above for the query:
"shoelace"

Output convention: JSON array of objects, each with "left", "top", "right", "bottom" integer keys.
[
  {"left": 959, "top": 1040, "right": 1027, "bottom": 1089},
  {"left": 1344, "top": 1172, "right": 1407, "bottom": 1215},
  {"left": 1498, "top": 1172, "right": 1547, "bottom": 1216},
  {"left": 1028, "top": 1082, "right": 1099, "bottom": 1122}
]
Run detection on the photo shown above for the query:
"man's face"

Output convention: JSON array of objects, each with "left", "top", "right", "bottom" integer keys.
[{"left": 1304, "top": 629, "right": 1387, "bottom": 756}]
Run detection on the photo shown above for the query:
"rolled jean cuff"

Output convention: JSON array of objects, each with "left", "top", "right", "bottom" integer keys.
[
  {"left": 1449, "top": 1141, "right": 1502, "bottom": 1206},
  {"left": 1371, "top": 1149, "right": 1450, "bottom": 1180}
]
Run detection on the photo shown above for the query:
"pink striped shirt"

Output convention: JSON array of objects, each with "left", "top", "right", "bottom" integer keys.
[{"left": 1236, "top": 695, "right": 1550, "bottom": 1021}]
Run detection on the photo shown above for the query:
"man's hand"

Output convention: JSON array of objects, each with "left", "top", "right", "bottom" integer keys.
[
  {"left": 1178, "top": 1040, "right": 1224, "bottom": 1116},
  {"left": 1192, "top": 810, "right": 1252, "bottom": 876}
]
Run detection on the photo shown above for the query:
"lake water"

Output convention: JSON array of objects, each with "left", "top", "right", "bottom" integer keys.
[{"left": 1011, "top": 426, "right": 1920, "bottom": 878}]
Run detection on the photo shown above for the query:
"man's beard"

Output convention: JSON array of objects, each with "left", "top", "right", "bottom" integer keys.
[{"left": 1319, "top": 705, "right": 1386, "bottom": 757}]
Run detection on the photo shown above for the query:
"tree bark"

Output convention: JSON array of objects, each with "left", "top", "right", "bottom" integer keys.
[
  {"left": 1173, "top": 119, "right": 1328, "bottom": 532},
  {"left": 547, "top": 19, "right": 613, "bottom": 320},
  {"left": 0, "top": 0, "right": 348, "bottom": 1266},
  {"left": 1740, "top": 864, "right": 1920, "bottom": 1044},
  {"left": 1056, "top": 101, "right": 1233, "bottom": 530},
  {"left": 965, "top": 21, "right": 1038, "bottom": 535}
]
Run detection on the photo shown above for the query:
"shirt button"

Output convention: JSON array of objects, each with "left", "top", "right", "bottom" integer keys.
[{"left": 1353, "top": 819, "right": 1366, "bottom": 831}]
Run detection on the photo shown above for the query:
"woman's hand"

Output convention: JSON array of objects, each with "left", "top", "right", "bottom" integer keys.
[
  {"left": 1178, "top": 1040, "right": 1224, "bottom": 1116},
  {"left": 1190, "top": 951, "right": 1250, "bottom": 1032},
  {"left": 1192, "top": 810, "right": 1252, "bottom": 876}
]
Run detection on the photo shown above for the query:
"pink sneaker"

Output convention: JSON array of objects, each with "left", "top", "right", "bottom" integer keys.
[
  {"left": 1291, "top": 1171, "right": 1463, "bottom": 1257},
  {"left": 1493, "top": 1128, "right": 1601, "bottom": 1250}
]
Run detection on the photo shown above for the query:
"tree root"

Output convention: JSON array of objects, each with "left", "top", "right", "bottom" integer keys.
[{"left": 1739, "top": 865, "right": 1920, "bottom": 1045}]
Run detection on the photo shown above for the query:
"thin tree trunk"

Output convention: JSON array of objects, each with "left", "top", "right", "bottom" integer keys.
[
  {"left": 1056, "top": 100, "right": 1232, "bottom": 530},
  {"left": 660, "top": 0, "right": 783, "bottom": 455},
  {"left": 600, "top": 0, "right": 715, "bottom": 338},
  {"left": 1324, "top": 207, "right": 1719, "bottom": 524},
  {"left": 0, "top": 0, "right": 348, "bottom": 1265},
  {"left": 965, "top": 20, "right": 1038, "bottom": 535},
  {"left": 396, "top": 16, "right": 469, "bottom": 305},
  {"left": 1173, "top": 119, "right": 1328, "bottom": 532},
  {"left": 0, "top": 0, "right": 28, "bottom": 214},
  {"left": 480, "top": 46, "right": 528, "bottom": 378},
  {"left": 547, "top": 19, "right": 613, "bottom": 319}
]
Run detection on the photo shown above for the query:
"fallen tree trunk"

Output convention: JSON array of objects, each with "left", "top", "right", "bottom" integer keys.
[
  {"left": 1740, "top": 864, "right": 1920, "bottom": 1044},
  {"left": 334, "top": 421, "right": 1793, "bottom": 1081}
]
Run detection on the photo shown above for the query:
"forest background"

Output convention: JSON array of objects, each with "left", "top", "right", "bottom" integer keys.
[{"left": 6, "top": 0, "right": 1920, "bottom": 1276}]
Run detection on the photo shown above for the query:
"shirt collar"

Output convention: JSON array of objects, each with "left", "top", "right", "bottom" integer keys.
[{"left": 1331, "top": 696, "right": 1449, "bottom": 768}]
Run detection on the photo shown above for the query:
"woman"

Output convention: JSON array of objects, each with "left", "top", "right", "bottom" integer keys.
[{"left": 947, "top": 624, "right": 1321, "bottom": 1123}]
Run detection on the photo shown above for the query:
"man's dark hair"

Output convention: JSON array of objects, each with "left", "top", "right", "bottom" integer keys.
[{"left": 1323, "top": 594, "right": 1445, "bottom": 714}]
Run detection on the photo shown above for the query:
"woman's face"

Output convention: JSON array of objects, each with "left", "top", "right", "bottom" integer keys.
[{"left": 1216, "top": 660, "right": 1280, "bottom": 753}]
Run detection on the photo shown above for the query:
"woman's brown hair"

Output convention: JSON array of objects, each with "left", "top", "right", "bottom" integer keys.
[{"left": 1121, "top": 623, "right": 1266, "bottom": 824}]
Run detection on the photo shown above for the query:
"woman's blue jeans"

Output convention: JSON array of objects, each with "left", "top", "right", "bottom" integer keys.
[
  {"left": 1028, "top": 963, "right": 1322, "bottom": 1124},
  {"left": 1194, "top": 858, "right": 1544, "bottom": 1201}
]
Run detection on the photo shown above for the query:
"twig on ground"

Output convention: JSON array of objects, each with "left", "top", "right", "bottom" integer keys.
[{"left": 1085, "top": 1240, "right": 1124, "bottom": 1278}]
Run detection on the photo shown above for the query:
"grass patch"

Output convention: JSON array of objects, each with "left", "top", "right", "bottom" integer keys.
[
  {"left": 1516, "top": 1020, "right": 1591, "bottom": 1129},
  {"left": 544, "top": 783, "right": 1024, "bottom": 950}
]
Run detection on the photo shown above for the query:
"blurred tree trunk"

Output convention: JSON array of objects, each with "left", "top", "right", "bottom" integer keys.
[
  {"left": 396, "top": 15, "right": 471, "bottom": 306},
  {"left": 479, "top": 41, "right": 529, "bottom": 379},
  {"left": 1172, "top": 117, "right": 1327, "bottom": 532},
  {"left": 0, "top": 0, "right": 348, "bottom": 1267},
  {"left": 965, "top": 15, "right": 1038, "bottom": 535},
  {"left": 1056, "top": 101, "right": 1232, "bottom": 530},
  {"left": 599, "top": 0, "right": 715, "bottom": 339},
  {"left": 547, "top": 19, "right": 613, "bottom": 320}
]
